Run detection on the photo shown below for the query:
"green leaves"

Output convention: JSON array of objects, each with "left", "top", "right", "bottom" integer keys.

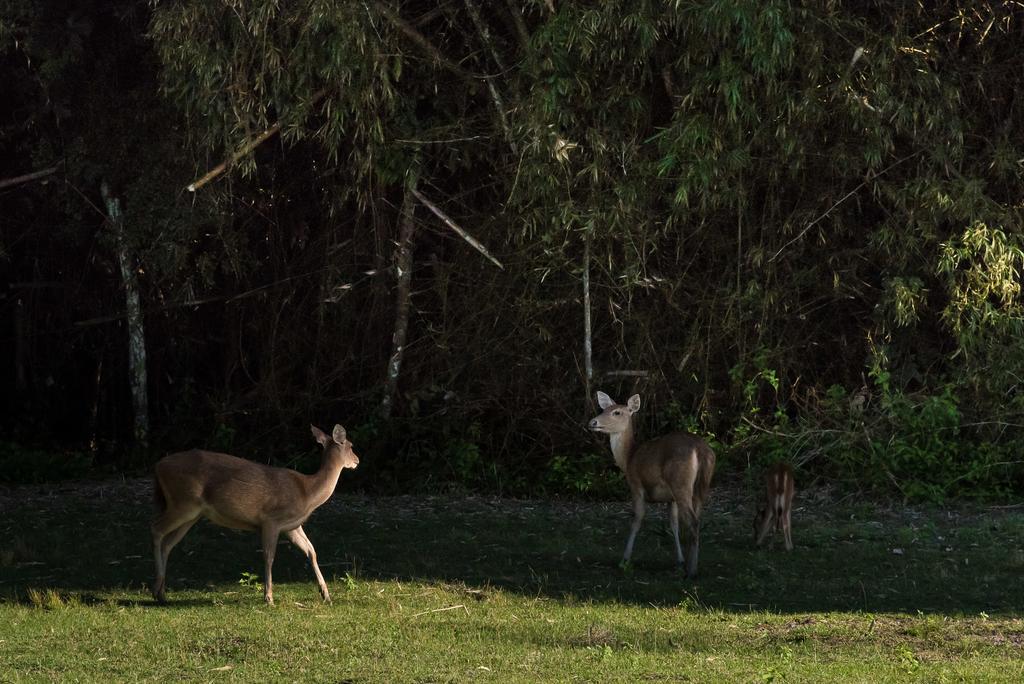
[{"left": 938, "top": 222, "right": 1024, "bottom": 339}]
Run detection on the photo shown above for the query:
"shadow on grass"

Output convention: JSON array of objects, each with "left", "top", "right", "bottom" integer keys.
[
  {"left": 0, "top": 587, "right": 220, "bottom": 609},
  {"left": 1, "top": 484, "right": 1022, "bottom": 616},
  {"left": 117, "top": 597, "right": 221, "bottom": 608}
]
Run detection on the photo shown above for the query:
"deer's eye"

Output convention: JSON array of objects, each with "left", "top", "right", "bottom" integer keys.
[{"left": 612, "top": 410, "right": 622, "bottom": 416}]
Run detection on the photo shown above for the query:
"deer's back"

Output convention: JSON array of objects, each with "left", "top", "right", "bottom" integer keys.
[
  {"left": 630, "top": 432, "right": 714, "bottom": 502},
  {"left": 155, "top": 450, "right": 309, "bottom": 529}
]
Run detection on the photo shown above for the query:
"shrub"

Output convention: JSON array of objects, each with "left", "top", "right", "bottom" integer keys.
[{"left": 0, "top": 441, "right": 93, "bottom": 484}]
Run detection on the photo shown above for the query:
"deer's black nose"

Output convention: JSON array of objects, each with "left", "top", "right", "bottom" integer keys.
[{"left": 588, "top": 418, "right": 598, "bottom": 428}]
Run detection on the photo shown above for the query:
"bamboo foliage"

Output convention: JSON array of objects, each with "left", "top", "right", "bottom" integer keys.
[{"left": 4, "top": 1, "right": 1024, "bottom": 495}]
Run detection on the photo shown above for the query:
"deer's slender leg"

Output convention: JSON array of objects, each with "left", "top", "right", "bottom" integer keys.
[
  {"left": 261, "top": 526, "right": 281, "bottom": 604},
  {"left": 668, "top": 502, "right": 684, "bottom": 567},
  {"left": 151, "top": 506, "right": 200, "bottom": 602},
  {"left": 154, "top": 517, "right": 198, "bottom": 600},
  {"left": 286, "top": 526, "right": 331, "bottom": 602},
  {"left": 782, "top": 506, "right": 793, "bottom": 551},
  {"left": 673, "top": 488, "right": 700, "bottom": 578},
  {"left": 683, "top": 507, "right": 700, "bottom": 578},
  {"left": 151, "top": 536, "right": 165, "bottom": 601},
  {"left": 755, "top": 509, "right": 774, "bottom": 548},
  {"left": 622, "top": 490, "right": 646, "bottom": 562}
]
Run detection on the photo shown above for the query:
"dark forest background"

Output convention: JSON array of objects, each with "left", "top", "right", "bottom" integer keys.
[{"left": 3, "top": 0, "right": 1024, "bottom": 501}]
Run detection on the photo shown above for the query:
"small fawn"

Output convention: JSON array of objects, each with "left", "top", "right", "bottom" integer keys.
[
  {"left": 589, "top": 392, "right": 716, "bottom": 577},
  {"left": 753, "top": 462, "right": 795, "bottom": 551},
  {"left": 150, "top": 424, "right": 359, "bottom": 604}
]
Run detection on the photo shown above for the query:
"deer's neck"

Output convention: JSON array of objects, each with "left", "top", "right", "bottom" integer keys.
[
  {"left": 608, "top": 423, "right": 635, "bottom": 472},
  {"left": 307, "top": 451, "right": 344, "bottom": 507}
]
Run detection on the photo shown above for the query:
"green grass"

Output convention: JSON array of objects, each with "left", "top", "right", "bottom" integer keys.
[{"left": 1, "top": 481, "right": 1023, "bottom": 682}]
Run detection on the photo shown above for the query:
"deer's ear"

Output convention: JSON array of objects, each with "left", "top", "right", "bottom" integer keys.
[
  {"left": 331, "top": 424, "right": 347, "bottom": 445},
  {"left": 626, "top": 394, "right": 641, "bottom": 414},
  {"left": 596, "top": 391, "right": 615, "bottom": 410},
  {"left": 311, "top": 424, "right": 330, "bottom": 446}
]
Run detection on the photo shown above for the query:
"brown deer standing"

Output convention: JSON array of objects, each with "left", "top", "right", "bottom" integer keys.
[
  {"left": 588, "top": 392, "right": 716, "bottom": 577},
  {"left": 150, "top": 424, "right": 359, "bottom": 604},
  {"left": 753, "top": 462, "right": 795, "bottom": 551}
]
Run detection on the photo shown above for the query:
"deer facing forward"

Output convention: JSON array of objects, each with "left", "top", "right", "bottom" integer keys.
[
  {"left": 588, "top": 392, "right": 716, "bottom": 577},
  {"left": 753, "top": 462, "right": 795, "bottom": 551},
  {"left": 150, "top": 424, "right": 358, "bottom": 604}
]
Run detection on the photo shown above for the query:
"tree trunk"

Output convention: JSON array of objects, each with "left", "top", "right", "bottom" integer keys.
[
  {"left": 582, "top": 229, "right": 593, "bottom": 403},
  {"left": 381, "top": 178, "right": 418, "bottom": 419},
  {"left": 101, "top": 183, "right": 149, "bottom": 447},
  {"left": 89, "top": 355, "right": 104, "bottom": 453},
  {"left": 14, "top": 297, "right": 27, "bottom": 392}
]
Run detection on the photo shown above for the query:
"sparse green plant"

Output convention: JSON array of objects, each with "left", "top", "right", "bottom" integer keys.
[
  {"left": 26, "top": 588, "right": 69, "bottom": 610},
  {"left": 544, "top": 453, "right": 621, "bottom": 498},
  {"left": 238, "top": 571, "right": 263, "bottom": 592},
  {"left": 896, "top": 644, "right": 921, "bottom": 674}
]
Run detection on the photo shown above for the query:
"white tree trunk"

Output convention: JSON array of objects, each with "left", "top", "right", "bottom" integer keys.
[
  {"left": 101, "top": 183, "right": 148, "bottom": 446},
  {"left": 381, "top": 178, "right": 418, "bottom": 419},
  {"left": 583, "top": 229, "right": 593, "bottom": 400},
  {"left": 14, "top": 297, "right": 27, "bottom": 392}
]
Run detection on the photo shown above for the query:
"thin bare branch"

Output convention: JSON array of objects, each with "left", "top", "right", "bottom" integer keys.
[
  {"left": 374, "top": 1, "right": 476, "bottom": 79},
  {"left": 769, "top": 150, "right": 922, "bottom": 262},
  {"left": 484, "top": 80, "right": 517, "bottom": 153},
  {"left": 463, "top": 0, "right": 509, "bottom": 73},
  {"left": 410, "top": 604, "right": 468, "bottom": 618},
  {"left": 187, "top": 90, "right": 326, "bottom": 193},
  {"left": 0, "top": 165, "right": 59, "bottom": 191},
  {"left": 464, "top": 0, "right": 517, "bottom": 152},
  {"left": 187, "top": 123, "right": 281, "bottom": 193},
  {"left": 411, "top": 187, "right": 504, "bottom": 269},
  {"left": 503, "top": 0, "right": 532, "bottom": 52},
  {"left": 412, "top": 4, "right": 449, "bottom": 27}
]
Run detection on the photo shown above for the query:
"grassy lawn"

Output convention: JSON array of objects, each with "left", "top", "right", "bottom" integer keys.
[{"left": 1, "top": 479, "right": 1023, "bottom": 682}]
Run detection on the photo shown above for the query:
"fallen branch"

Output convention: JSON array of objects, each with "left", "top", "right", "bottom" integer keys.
[
  {"left": 411, "top": 604, "right": 468, "bottom": 618},
  {"left": 187, "top": 123, "right": 282, "bottom": 192},
  {"left": 411, "top": 187, "right": 503, "bottom": 269},
  {"left": 0, "top": 165, "right": 59, "bottom": 191},
  {"left": 187, "top": 90, "right": 326, "bottom": 193}
]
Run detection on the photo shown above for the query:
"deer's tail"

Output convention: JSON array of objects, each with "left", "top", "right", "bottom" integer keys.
[{"left": 694, "top": 446, "right": 716, "bottom": 514}]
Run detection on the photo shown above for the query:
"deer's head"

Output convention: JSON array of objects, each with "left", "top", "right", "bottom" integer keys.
[
  {"left": 588, "top": 391, "right": 640, "bottom": 435},
  {"left": 311, "top": 424, "right": 360, "bottom": 469}
]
